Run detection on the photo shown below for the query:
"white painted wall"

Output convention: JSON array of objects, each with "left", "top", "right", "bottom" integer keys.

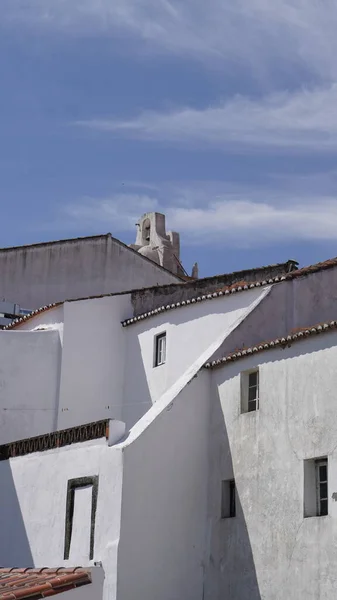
[
  {"left": 0, "top": 439, "right": 123, "bottom": 600},
  {"left": 57, "top": 295, "right": 131, "bottom": 429},
  {"left": 117, "top": 371, "right": 211, "bottom": 600},
  {"left": 15, "top": 305, "right": 64, "bottom": 344},
  {"left": 207, "top": 330, "right": 337, "bottom": 600},
  {"left": 123, "top": 288, "right": 270, "bottom": 427},
  {"left": 0, "top": 330, "right": 61, "bottom": 444}
]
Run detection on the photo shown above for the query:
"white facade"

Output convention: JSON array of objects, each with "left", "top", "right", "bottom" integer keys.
[{"left": 2, "top": 258, "right": 337, "bottom": 599}]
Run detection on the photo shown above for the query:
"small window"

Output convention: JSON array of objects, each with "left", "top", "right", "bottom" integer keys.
[
  {"left": 154, "top": 332, "right": 166, "bottom": 367},
  {"left": 316, "top": 459, "right": 328, "bottom": 516},
  {"left": 241, "top": 369, "right": 259, "bottom": 413},
  {"left": 304, "top": 457, "right": 328, "bottom": 517},
  {"left": 221, "top": 479, "right": 236, "bottom": 518}
]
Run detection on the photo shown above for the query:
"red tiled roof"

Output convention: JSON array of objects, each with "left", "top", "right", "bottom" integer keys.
[{"left": 0, "top": 568, "right": 91, "bottom": 599}]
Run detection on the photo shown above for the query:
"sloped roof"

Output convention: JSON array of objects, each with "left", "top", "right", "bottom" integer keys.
[
  {"left": 205, "top": 319, "right": 337, "bottom": 369},
  {"left": 0, "top": 568, "right": 91, "bottom": 599}
]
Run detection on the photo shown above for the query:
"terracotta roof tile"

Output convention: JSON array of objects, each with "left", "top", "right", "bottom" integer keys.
[
  {"left": 0, "top": 568, "right": 91, "bottom": 599},
  {"left": 205, "top": 319, "right": 337, "bottom": 369}
]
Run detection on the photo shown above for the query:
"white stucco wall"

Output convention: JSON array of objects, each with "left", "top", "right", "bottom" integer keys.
[
  {"left": 0, "top": 330, "right": 61, "bottom": 444},
  {"left": 207, "top": 330, "right": 337, "bottom": 600},
  {"left": 57, "top": 295, "right": 131, "bottom": 429},
  {"left": 123, "top": 287, "right": 271, "bottom": 427},
  {"left": 0, "top": 439, "right": 123, "bottom": 600},
  {"left": 0, "top": 235, "right": 180, "bottom": 310},
  {"left": 14, "top": 305, "right": 64, "bottom": 342},
  {"left": 117, "top": 371, "right": 211, "bottom": 600}
]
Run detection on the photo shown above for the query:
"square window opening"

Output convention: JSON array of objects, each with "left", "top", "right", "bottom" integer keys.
[
  {"left": 154, "top": 332, "right": 166, "bottom": 367},
  {"left": 241, "top": 369, "right": 259, "bottom": 414},
  {"left": 304, "top": 457, "right": 328, "bottom": 518},
  {"left": 221, "top": 479, "right": 236, "bottom": 519}
]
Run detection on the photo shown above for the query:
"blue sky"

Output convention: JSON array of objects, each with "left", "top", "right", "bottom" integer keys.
[{"left": 1, "top": 1, "right": 337, "bottom": 277}]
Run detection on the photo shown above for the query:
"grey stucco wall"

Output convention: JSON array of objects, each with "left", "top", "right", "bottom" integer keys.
[
  {"left": 0, "top": 235, "right": 180, "bottom": 309},
  {"left": 130, "top": 261, "right": 297, "bottom": 315},
  {"left": 207, "top": 332, "right": 337, "bottom": 600}
]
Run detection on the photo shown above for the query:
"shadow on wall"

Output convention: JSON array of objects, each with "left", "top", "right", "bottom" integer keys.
[
  {"left": 122, "top": 333, "right": 152, "bottom": 430},
  {"left": 205, "top": 384, "right": 261, "bottom": 600},
  {"left": 0, "top": 460, "right": 33, "bottom": 566}
]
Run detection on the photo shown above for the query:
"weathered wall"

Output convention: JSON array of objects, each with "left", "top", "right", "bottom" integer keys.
[
  {"left": 213, "top": 268, "right": 337, "bottom": 360},
  {"left": 58, "top": 295, "right": 132, "bottom": 430},
  {"left": 123, "top": 287, "right": 271, "bottom": 427},
  {"left": 207, "top": 331, "right": 337, "bottom": 600},
  {"left": 0, "top": 330, "right": 61, "bottom": 444},
  {"left": 0, "top": 440, "right": 123, "bottom": 600},
  {"left": 0, "top": 235, "right": 180, "bottom": 310},
  {"left": 117, "top": 371, "right": 211, "bottom": 600},
  {"left": 130, "top": 261, "right": 296, "bottom": 315}
]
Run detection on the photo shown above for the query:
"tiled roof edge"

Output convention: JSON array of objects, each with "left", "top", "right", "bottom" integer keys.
[
  {"left": 0, "top": 419, "right": 110, "bottom": 461},
  {"left": 121, "top": 277, "right": 283, "bottom": 327},
  {"left": 204, "top": 320, "right": 337, "bottom": 369},
  {"left": 121, "top": 256, "right": 337, "bottom": 327},
  {"left": 2, "top": 302, "right": 62, "bottom": 330},
  {"left": 0, "top": 568, "right": 91, "bottom": 600}
]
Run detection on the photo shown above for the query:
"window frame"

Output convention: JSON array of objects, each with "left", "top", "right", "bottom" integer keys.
[
  {"left": 154, "top": 332, "right": 167, "bottom": 367},
  {"left": 64, "top": 476, "right": 99, "bottom": 560},
  {"left": 241, "top": 368, "right": 259, "bottom": 413},
  {"left": 316, "top": 458, "right": 328, "bottom": 517},
  {"left": 304, "top": 456, "right": 328, "bottom": 518}
]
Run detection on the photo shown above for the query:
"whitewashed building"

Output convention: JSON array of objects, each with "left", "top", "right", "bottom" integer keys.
[{"left": 1, "top": 225, "right": 337, "bottom": 599}]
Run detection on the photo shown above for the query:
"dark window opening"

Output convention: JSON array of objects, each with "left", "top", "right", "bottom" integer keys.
[{"left": 221, "top": 479, "right": 236, "bottom": 519}]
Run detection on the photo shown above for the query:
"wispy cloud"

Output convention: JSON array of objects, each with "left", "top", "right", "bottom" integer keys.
[
  {"left": 63, "top": 179, "right": 337, "bottom": 248},
  {"left": 3, "top": 1, "right": 337, "bottom": 81},
  {"left": 75, "top": 84, "right": 337, "bottom": 152}
]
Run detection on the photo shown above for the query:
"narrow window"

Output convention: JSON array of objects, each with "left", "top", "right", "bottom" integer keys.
[
  {"left": 154, "top": 332, "right": 166, "bottom": 367},
  {"left": 304, "top": 457, "right": 328, "bottom": 517},
  {"left": 241, "top": 369, "right": 259, "bottom": 413},
  {"left": 64, "top": 476, "right": 99, "bottom": 560},
  {"left": 316, "top": 459, "right": 328, "bottom": 516},
  {"left": 221, "top": 479, "right": 236, "bottom": 518}
]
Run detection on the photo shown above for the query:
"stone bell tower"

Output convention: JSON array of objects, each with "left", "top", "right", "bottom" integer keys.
[{"left": 130, "top": 212, "right": 196, "bottom": 277}]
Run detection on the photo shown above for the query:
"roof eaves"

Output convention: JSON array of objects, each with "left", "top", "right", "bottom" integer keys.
[
  {"left": 0, "top": 419, "right": 109, "bottom": 461},
  {"left": 204, "top": 320, "right": 337, "bottom": 369},
  {"left": 121, "top": 277, "right": 282, "bottom": 327},
  {"left": 121, "top": 255, "right": 337, "bottom": 327},
  {"left": 2, "top": 302, "right": 62, "bottom": 331}
]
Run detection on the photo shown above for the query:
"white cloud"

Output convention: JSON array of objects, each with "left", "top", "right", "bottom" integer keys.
[
  {"left": 3, "top": 0, "right": 337, "bottom": 81},
  {"left": 75, "top": 84, "right": 337, "bottom": 152},
  {"left": 64, "top": 182, "right": 337, "bottom": 248},
  {"left": 65, "top": 193, "right": 159, "bottom": 230}
]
